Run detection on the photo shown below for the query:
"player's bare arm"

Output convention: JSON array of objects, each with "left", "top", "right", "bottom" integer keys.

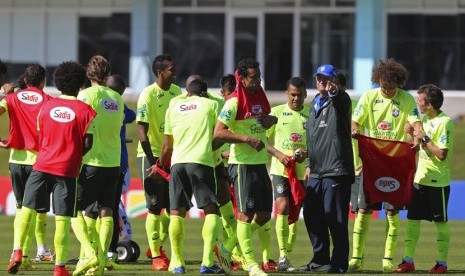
[
  {"left": 413, "top": 128, "right": 448, "bottom": 161},
  {"left": 213, "top": 120, "right": 265, "bottom": 151},
  {"left": 138, "top": 122, "right": 156, "bottom": 165},
  {"left": 83, "top": 134, "right": 93, "bottom": 155},
  {"left": 267, "top": 141, "right": 290, "bottom": 167}
]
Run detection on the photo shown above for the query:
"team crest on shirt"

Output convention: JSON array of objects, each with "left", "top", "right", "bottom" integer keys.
[
  {"left": 50, "top": 107, "right": 76, "bottom": 123},
  {"left": 175, "top": 101, "right": 201, "bottom": 114},
  {"left": 17, "top": 91, "right": 43, "bottom": 105},
  {"left": 392, "top": 108, "right": 400, "bottom": 118},
  {"left": 150, "top": 195, "right": 157, "bottom": 206},
  {"left": 276, "top": 184, "right": 284, "bottom": 194},
  {"left": 246, "top": 197, "right": 255, "bottom": 209},
  {"left": 251, "top": 105, "right": 262, "bottom": 115},
  {"left": 102, "top": 99, "right": 120, "bottom": 112}
]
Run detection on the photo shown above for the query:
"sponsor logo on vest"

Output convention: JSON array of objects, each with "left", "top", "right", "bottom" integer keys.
[
  {"left": 377, "top": 121, "right": 392, "bottom": 130},
  {"left": 102, "top": 99, "right": 120, "bottom": 112},
  {"left": 17, "top": 92, "right": 43, "bottom": 105},
  {"left": 176, "top": 101, "right": 200, "bottom": 114},
  {"left": 375, "top": 177, "right": 400, "bottom": 192},
  {"left": 50, "top": 107, "right": 76, "bottom": 123},
  {"left": 289, "top": 133, "right": 302, "bottom": 142}
]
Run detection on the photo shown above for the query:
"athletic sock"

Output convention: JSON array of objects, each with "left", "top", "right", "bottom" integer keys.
[
  {"left": 169, "top": 215, "right": 185, "bottom": 268},
  {"left": 71, "top": 212, "right": 94, "bottom": 258},
  {"left": 202, "top": 214, "right": 220, "bottom": 267},
  {"left": 404, "top": 219, "right": 420, "bottom": 259},
  {"left": 13, "top": 208, "right": 21, "bottom": 249},
  {"left": 98, "top": 216, "right": 113, "bottom": 265},
  {"left": 287, "top": 222, "right": 298, "bottom": 257},
  {"left": 23, "top": 212, "right": 37, "bottom": 258},
  {"left": 384, "top": 214, "right": 400, "bottom": 259},
  {"left": 237, "top": 220, "right": 256, "bottom": 267},
  {"left": 35, "top": 212, "right": 48, "bottom": 248},
  {"left": 17, "top": 207, "right": 36, "bottom": 249},
  {"left": 219, "top": 201, "right": 237, "bottom": 238},
  {"left": 259, "top": 221, "right": 272, "bottom": 263},
  {"left": 276, "top": 214, "right": 289, "bottom": 257},
  {"left": 54, "top": 216, "right": 71, "bottom": 264},
  {"left": 352, "top": 213, "right": 372, "bottom": 259},
  {"left": 84, "top": 216, "right": 97, "bottom": 252},
  {"left": 146, "top": 213, "right": 161, "bottom": 258},
  {"left": 160, "top": 210, "right": 170, "bottom": 246},
  {"left": 435, "top": 222, "right": 450, "bottom": 263}
]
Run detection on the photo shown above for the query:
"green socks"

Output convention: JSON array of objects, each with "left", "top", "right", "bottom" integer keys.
[
  {"left": 404, "top": 219, "right": 420, "bottom": 259},
  {"left": 169, "top": 215, "right": 185, "bottom": 268},
  {"left": 202, "top": 214, "right": 220, "bottom": 267},
  {"left": 435, "top": 222, "right": 450, "bottom": 263},
  {"left": 219, "top": 201, "right": 237, "bottom": 238},
  {"left": 287, "top": 222, "right": 297, "bottom": 257},
  {"left": 146, "top": 213, "right": 161, "bottom": 258},
  {"left": 237, "top": 220, "right": 256, "bottom": 267},
  {"left": 160, "top": 210, "right": 170, "bottom": 246},
  {"left": 54, "top": 216, "right": 71, "bottom": 265},
  {"left": 384, "top": 214, "right": 400, "bottom": 259},
  {"left": 71, "top": 212, "right": 94, "bottom": 258},
  {"left": 276, "top": 215, "right": 289, "bottom": 257},
  {"left": 352, "top": 213, "right": 372, "bottom": 259}
]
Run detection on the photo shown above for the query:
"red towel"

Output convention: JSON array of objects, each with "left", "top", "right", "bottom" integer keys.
[
  {"left": 286, "top": 157, "right": 306, "bottom": 224},
  {"left": 155, "top": 158, "right": 171, "bottom": 182},
  {"left": 227, "top": 70, "right": 270, "bottom": 120},
  {"left": 356, "top": 134, "right": 416, "bottom": 206}
]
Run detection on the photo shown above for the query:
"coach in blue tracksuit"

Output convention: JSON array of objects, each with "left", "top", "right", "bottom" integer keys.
[{"left": 300, "top": 64, "right": 354, "bottom": 274}]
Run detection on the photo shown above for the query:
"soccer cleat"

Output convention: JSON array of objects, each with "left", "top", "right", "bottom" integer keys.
[
  {"left": 54, "top": 265, "right": 71, "bottom": 276},
  {"left": 173, "top": 266, "right": 186, "bottom": 274},
  {"left": 382, "top": 258, "right": 396, "bottom": 273},
  {"left": 248, "top": 264, "right": 268, "bottom": 276},
  {"left": 277, "top": 256, "right": 295, "bottom": 271},
  {"left": 84, "top": 266, "right": 104, "bottom": 276},
  {"left": 35, "top": 249, "right": 55, "bottom": 262},
  {"left": 152, "top": 257, "right": 169, "bottom": 271},
  {"left": 230, "top": 260, "right": 242, "bottom": 271},
  {"left": 7, "top": 249, "right": 23, "bottom": 274},
  {"left": 298, "top": 260, "right": 331, "bottom": 272},
  {"left": 429, "top": 263, "right": 447, "bottom": 274},
  {"left": 72, "top": 255, "right": 98, "bottom": 276},
  {"left": 20, "top": 257, "right": 36, "bottom": 270},
  {"left": 395, "top": 260, "right": 415, "bottom": 273},
  {"left": 200, "top": 264, "right": 225, "bottom": 274},
  {"left": 216, "top": 244, "right": 232, "bottom": 275},
  {"left": 347, "top": 258, "right": 363, "bottom": 272},
  {"left": 261, "top": 259, "right": 277, "bottom": 271}
]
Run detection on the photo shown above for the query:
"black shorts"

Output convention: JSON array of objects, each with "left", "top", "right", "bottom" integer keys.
[
  {"left": 137, "top": 156, "right": 170, "bottom": 211},
  {"left": 407, "top": 183, "right": 449, "bottom": 222},
  {"left": 271, "top": 175, "right": 305, "bottom": 200},
  {"left": 169, "top": 163, "right": 218, "bottom": 210},
  {"left": 9, "top": 163, "right": 33, "bottom": 209},
  {"left": 77, "top": 165, "right": 119, "bottom": 211},
  {"left": 22, "top": 170, "right": 77, "bottom": 217},
  {"left": 228, "top": 164, "right": 273, "bottom": 213},
  {"left": 353, "top": 171, "right": 407, "bottom": 211}
]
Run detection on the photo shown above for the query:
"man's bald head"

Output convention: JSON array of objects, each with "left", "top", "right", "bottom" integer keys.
[{"left": 186, "top": 74, "right": 203, "bottom": 92}]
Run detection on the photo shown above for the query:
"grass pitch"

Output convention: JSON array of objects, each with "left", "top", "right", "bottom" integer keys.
[{"left": 1, "top": 216, "right": 465, "bottom": 275}]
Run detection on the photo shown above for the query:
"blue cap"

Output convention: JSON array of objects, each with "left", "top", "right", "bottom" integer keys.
[{"left": 313, "top": 64, "right": 337, "bottom": 78}]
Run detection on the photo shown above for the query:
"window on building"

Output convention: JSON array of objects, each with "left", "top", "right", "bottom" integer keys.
[
  {"left": 300, "top": 14, "right": 354, "bottom": 89},
  {"left": 388, "top": 14, "right": 465, "bottom": 90},
  {"left": 78, "top": 13, "right": 131, "bottom": 85},
  {"left": 163, "top": 13, "right": 225, "bottom": 88}
]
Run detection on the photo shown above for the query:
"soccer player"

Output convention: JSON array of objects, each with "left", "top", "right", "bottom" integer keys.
[
  {"left": 214, "top": 58, "right": 277, "bottom": 276},
  {"left": 1, "top": 64, "right": 54, "bottom": 271},
  {"left": 349, "top": 58, "right": 421, "bottom": 272},
  {"left": 396, "top": 84, "right": 453, "bottom": 274},
  {"left": 266, "top": 77, "right": 308, "bottom": 271},
  {"left": 72, "top": 55, "right": 124, "bottom": 276},
  {"left": 104, "top": 74, "right": 136, "bottom": 269},
  {"left": 159, "top": 79, "right": 224, "bottom": 274},
  {"left": 7, "top": 60, "right": 96, "bottom": 276},
  {"left": 137, "top": 54, "right": 181, "bottom": 271}
]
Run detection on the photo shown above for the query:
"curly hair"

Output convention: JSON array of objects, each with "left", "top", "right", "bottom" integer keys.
[
  {"left": 152, "top": 54, "right": 174, "bottom": 76},
  {"left": 220, "top": 74, "right": 236, "bottom": 92},
  {"left": 86, "top": 55, "right": 111, "bottom": 85},
  {"left": 418, "top": 84, "right": 444, "bottom": 110},
  {"left": 54, "top": 61, "right": 87, "bottom": 96},
  {"left": 371, "top": 58, "right": 409, "bottom": 87},
  {"left": 24, "top": 64, "right": 46, "bottom": 87},
  {"left": 237, "top": 58, "right": 260, "bottom": 78}
]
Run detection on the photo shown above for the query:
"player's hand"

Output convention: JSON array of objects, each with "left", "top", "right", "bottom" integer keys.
[
  {"left": 325, "top": 80, "right": 337, "bottom": 94},
  {"left": 257, "top": 114, "right": 277, "bottom": 129},
  {"left": 221, "top": 151, "right": 230, "bottom": 159},
  {"left": 147, "top": 165, "right": 162, "bottom": 180},
  {"left": 404, "top": 123, "right": 414, "bottom": 136},
  {"left": 246, "top": 137, "right": 265, "bottom": 152},
  {"left": 351, "top": 128, "right": 360, "bottom": 138},
  {"left": 0, "top": 139, "right": 9, "bottom": 149},
  {"left": 277, "top": 152, "right": 290, "bottom": 167},
  {"left": 294, "top": 150, "right": 307, "bottom": 163},
  {"left": 2, "top": 82, "right": 17, "bottom": 94}
]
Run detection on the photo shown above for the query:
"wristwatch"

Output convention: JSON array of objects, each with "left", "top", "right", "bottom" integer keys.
[{"left": 421, "top": 136, "right": 431, "bottom": 144}]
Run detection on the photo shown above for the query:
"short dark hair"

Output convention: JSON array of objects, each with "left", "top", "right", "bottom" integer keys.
[
  {"left": 237, "top": 58, "right": 259, "bottom": 78},
  {"left": 188, "top": 79, "right": 207, "bottom": 96},
  {"left": 0, "top": 59, "right": 7, "bottom": 75},
  {"left": 15, "top": 73, "right": 27, "bottom": 90},
  {"left": 417, "top": 84, "right": 444, "bottom": 110},
  {"left": 24, "top": 64, "right": 46, "bottom": 87},
  {"left": 287, "top": 77, "right": 306, "bottom": 90},
  {"left": 106, "top": 74, "right": 126, "bottom": 95},
  {"left": 54, "top": 61, "right": 87, "bottom": 97},
  {"left": 371, "top": 58, "right": 409, "bottom": 87},
  {"left": 220, "top": 74, "right": 236, "bottom": 92},
  {"left": 152, "top": 54, "right": 174, "bottom": 76},
  {"left": 86, "top": 55, "right": 111, "bottom": 85}
]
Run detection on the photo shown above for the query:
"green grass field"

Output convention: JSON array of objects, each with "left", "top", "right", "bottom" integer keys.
[{"left": 1, "top": 216, "right": 465, "bottom": 275}]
